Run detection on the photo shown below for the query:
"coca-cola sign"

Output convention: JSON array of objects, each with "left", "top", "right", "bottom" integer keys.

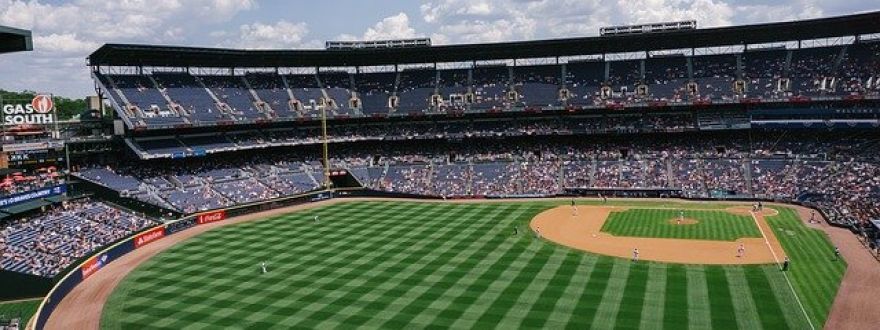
[{"left": 196, "top": 210, "right": 226, "bottom": 225}]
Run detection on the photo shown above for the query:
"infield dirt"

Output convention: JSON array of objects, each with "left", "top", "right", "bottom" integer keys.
[{"left": 529, "top": 205, "right": 783, "bottom": 265}]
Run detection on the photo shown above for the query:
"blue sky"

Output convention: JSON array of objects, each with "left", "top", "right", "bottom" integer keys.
[{"left": 0, "top": 0, "right": 878, "bottom": 97}]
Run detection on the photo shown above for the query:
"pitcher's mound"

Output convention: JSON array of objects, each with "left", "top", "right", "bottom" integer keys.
[{"left": 668, "top": 218, "right": 699, "bottom": 225}]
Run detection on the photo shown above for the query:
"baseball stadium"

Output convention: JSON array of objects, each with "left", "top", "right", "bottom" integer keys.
[{"left": 0, "top": 7, "right": 879, "bottom": 330}]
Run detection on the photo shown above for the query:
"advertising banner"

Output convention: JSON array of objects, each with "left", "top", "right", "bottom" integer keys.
[
  {"left": 133, "top": 227, "right": 165, "bottom": 249},
  {"left": 2, "top": 95, "right": 56, "bottom": 126},
  {"left": 0, "top": 184, "right": 66, "bottom": 208},
  {"left": 196, "top": 210, "right": 226, "bottom": 225},
  {"left": 79, "top": 253, "right": 108, "bottom": 280}
]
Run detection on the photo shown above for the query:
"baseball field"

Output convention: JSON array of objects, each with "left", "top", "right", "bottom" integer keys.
[{"left": 97, "top": 200, "right": 845, "bottom": 329}]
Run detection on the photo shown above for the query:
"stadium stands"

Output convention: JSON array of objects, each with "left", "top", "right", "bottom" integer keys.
[
  {"left": 0, "top": 170, "right": 64, "bottom": 197},
  {"left": 0, "top": 199, "right": 155, "bottom": 277},
  {"left": 94, "top": 39, "right": 880, "bottom": 130},
  {"left": 72, "top": 129, "right": 880, "bottom": 234}
]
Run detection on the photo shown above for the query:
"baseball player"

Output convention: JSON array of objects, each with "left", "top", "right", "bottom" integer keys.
[
  {"left": 513, "top": 226, "right": 518, "bottom": 236},
  {"left": 571, "top": 198, "right": 578, "bottom": 216},
  {"left": 833, "top": 246, "right": 840, "bottom": 260},
  {"left": 679, "top": 210, "right": 685, "bottom": 224},
  {"left": 260, "top": 261, "right": 268, "bottom": 274},
  {"left": 737, "top": 243, "right": 745, "bottom": 258},
  {"left": 535, "top": 227, "right": 541, "bottom": 238},
  {"left": 782, "top": 256, "right": 790, "bottom": 271},
  {"left": 314, "top": 215, "right": 319, "bottom": 222},
  {"left": 632, "top": 248, "right": 640, "bottom": 262}
]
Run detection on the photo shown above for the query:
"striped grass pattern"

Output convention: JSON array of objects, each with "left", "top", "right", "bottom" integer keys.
[
  {"left": 765, "top": 207, "right": 846, "bottom": 327},
  {"left": 100, "top": 201, "right": 840, "bottom": 329},
  {"left": 601, "top": 209, "right": 763, "bottom": 241}
]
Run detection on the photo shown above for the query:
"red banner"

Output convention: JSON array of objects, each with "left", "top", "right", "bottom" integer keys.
[
  {"left": 134, "top": 227, "right": 166, "bottom": 249},
  {"left": 80, "top": 254, "right": 107, "bottom": 280},
  {"left": 197, "top": 210, "right": 226, "bottom": 225}
]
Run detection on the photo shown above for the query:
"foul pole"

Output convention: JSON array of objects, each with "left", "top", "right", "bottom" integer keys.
[{"left": 321, "top": 105, "right": 331, "bottom": 188}]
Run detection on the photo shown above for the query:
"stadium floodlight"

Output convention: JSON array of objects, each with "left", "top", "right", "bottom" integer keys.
[
  {"left": 325, "top": 38, "right": 431, "bottom": 50},
  {"left": 600, "top": 20, "right": 697, "bottom": 36}
]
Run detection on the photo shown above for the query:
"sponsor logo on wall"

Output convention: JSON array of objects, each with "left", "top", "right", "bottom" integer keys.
[
  {"left": 133, "top": 227, "right": 165, "bottom": 249},
  {"left": 196, "top": 210, "right": 226, "bottom": 225},
  {"left": 80, "top": 253, "right": 109, "bottom": 279}
]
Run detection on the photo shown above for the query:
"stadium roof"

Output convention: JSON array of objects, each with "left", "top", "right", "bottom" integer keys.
[
  {"left": 88, "top": 11, "right": 880, "bottom": 68},
  {"left": 0, "top": 25, "right": 33, "bottom": 54}
]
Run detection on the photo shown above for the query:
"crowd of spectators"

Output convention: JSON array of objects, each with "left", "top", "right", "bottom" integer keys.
[
  {"left": 0, "top": 169, "right": 65, "bottom": 197},
  {"left": 131, "top": 114, "right": 699, "bottom": 156},
  {"left": 100, "top": 42, "right": 880, "bottom": 129},
  {"left": 0, "top": 198, "right": 155, "bottom": 277},
  {"left": 98, "top": 130, "right": 880, "bottom": 226}
]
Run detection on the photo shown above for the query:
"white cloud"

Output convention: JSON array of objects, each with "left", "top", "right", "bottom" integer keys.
[
  {"left": 617, "top": 0, "right": 735, "bottom": 27},
  {"left": 34, "top": 33, "right": 100, "bottom": 54},
  {"left": 420, "top": 0, "right": 831, "bottom": 46},
  {"left": 231, "top": 20, "right": 311, "bottom": 49},
  {"left": 363, "top": 13, "right": 420, "bottom": 41},
  {"left": 333, "top": 13, "right": 423, "bottom": 43},
  {"left": 0, "top": 0, "right": 257, "bottom": 96},
  {"left": 421, "top": 0, "right": 519, "bottom": 43},
  {"left": 734, "top": 0, "right": 824, "bottom": 24}
]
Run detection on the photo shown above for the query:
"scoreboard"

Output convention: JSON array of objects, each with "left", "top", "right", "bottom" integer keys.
[
  {"left": 5, "top": 148, "right": 64, "bottom": 167},
  {"left": 0, "top": 140, "right": 65, "bottom": 168}
]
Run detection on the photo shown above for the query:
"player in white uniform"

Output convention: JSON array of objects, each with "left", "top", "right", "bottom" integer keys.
[
  {"left": 632, "top": 248, "right": 639, "bottom": 261},
  {"left": 314, "top": 215, "right": 319, "bottom": 222},
  {"left": 737, "top": 243, "right": 745, "bottom": 258},
  {"left": 260, "top": 261, "right": 268, "bottom": 274}
]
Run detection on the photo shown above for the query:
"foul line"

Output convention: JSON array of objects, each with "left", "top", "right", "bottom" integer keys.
[{"left": 750, "top": 211, "right": 815, "bottom": 330}]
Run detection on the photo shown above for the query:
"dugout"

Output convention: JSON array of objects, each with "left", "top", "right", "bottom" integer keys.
[{"left": 565, "top": 188, "right": 683, "bottom": 198}]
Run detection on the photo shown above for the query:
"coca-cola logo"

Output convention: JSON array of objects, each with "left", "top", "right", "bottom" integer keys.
[{"left": 197, "top": 210, "right": 226, "bottom": 225}]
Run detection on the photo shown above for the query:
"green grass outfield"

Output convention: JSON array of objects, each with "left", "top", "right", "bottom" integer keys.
[
  {"left": 600, "top": 209, "right": 763, "bottom": 241},
  {"left": 0, "top": 298, "right": 41, "bottom": 326},
  {"left": 101, "top": 201, "right": 844, "bottom": 329}
]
